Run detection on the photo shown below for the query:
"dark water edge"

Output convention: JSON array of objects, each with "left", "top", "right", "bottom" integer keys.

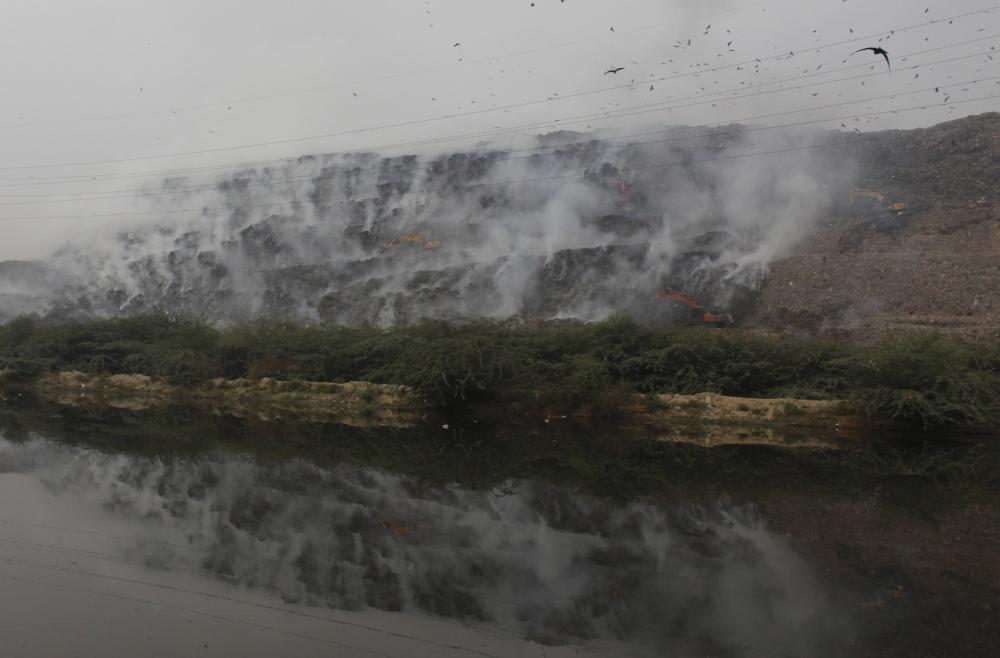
[
  {"left": 0, "top": 396, "right": 998, "bottom": 657},
  {"left": 1, "top": 395, "right": 996, "bottom": 502}
]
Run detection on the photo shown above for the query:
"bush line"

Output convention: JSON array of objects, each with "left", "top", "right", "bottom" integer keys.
[{"left": 1, "top": 314, "right": 998, "bottom": 429}]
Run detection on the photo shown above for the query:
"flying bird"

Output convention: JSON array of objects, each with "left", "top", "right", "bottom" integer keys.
[
  {"left": 604, "top": 67, "right": 625, "bottom": 75},
  {"left": 850, "top": 46, "right": 890, "bottom": 71}
]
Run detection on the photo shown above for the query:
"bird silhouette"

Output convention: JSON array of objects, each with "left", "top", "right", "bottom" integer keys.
[
  {"left": 604, "top": 67, "right": 625, "bottom": 75},
  {"left": 851, "top": 46, "right": 890, "bottom": 71}
]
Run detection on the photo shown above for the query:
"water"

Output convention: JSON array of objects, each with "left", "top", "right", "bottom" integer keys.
[{"left": 0, "top": 404, "right": 996, "bottom": 657}]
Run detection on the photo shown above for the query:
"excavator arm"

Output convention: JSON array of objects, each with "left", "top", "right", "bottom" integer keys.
[
  {"left": 656, "top": 288, "right": 732, "bottom": 327},
  {"left": 657, "top": 288, "right": 702, "bottom": 309}
]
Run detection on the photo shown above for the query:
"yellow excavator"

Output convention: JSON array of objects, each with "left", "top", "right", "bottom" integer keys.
[{"left": 850, "top": 188, "right": 907, "bottom": 214}]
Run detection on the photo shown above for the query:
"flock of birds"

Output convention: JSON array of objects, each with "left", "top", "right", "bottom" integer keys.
[
  {"left": 443, "top": 4, "right": 957, "bottom": 126},
  {"left": 128, "top": 4, "right": 991, "bottom": 143},
  {"left": 605, "top": 38, "right": 894, "bottom": 76},
  {"left": 606, "top": 45, "right": 891, "bottom": 76}
]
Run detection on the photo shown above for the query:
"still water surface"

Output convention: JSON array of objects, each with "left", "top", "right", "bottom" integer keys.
[{"left": 0, "top": 424, "right": 858, "bottom": 658}]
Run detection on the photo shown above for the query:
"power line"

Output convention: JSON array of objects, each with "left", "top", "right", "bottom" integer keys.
[
  {"left": 0, "top": 5, "right": 994, "bottom": 174},
  {"left": 0, "top": 36, "right": 994, "bottom": 193},
  {"left": 348, "top": 56, "right": 999, "bottom": 155},
  {"left": 0, "top": 90, "right": 994, "bottom": 209},
  {"left": 0, "top": 68, "right": 993, "bottom": 211},
  {"left": 0, "top": 0, "right": 786, "bottom": 133},
  {"left": 3, "top": 127, "right": 995, "bottom": 223}
]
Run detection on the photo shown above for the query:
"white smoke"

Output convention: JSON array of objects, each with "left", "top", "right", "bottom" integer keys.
[{"left": 2, "top": 124, "right": 857, "bottom": 324}]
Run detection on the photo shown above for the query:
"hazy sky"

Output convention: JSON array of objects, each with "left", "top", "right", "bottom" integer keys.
[{"left": 0, "top": 0, "right": 996, "bottom": 258}]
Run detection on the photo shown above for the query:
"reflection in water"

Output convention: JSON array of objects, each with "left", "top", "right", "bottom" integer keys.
[{"left": 0, "top": 436, "right": 850, "bottom": 656}]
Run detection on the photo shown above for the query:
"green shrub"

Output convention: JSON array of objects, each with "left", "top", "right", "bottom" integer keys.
[{"left": 1, "top": 315, "right": 998, "bottom": 428}]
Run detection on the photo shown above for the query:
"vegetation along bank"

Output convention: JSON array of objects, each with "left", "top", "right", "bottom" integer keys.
[{"left": 0, "top": 314, "right": 998, "bottom": 434}]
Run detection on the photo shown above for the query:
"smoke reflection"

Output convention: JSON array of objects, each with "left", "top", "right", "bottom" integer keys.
[{"left": 0, "top": 436, "right": 852, "bottom": 655}]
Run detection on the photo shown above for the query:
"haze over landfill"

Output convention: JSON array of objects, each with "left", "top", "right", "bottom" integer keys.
[
  {"left": 1, "top": 3, "right": 1000, "bottom": 658},
  {"left": 0, "top": 0, "right": 996, "bottom": 259}
]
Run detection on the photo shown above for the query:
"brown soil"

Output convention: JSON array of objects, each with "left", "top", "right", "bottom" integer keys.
[{"left": 752, "top": 205, "right": 1000, "bottom": 340}]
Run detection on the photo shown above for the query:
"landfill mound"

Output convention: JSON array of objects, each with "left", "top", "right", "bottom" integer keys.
[
  {"left": 0, "top": 113, "right": 996, "bottom": 331},
  {"left": 750, "top": 112, "right": 1000, "bottom": 340},
  {"left": 3, "top": 122, "right": 824, "bottom": 325},
  {"left": 831, "top": 111, "right": 999, "bottom": 208}
]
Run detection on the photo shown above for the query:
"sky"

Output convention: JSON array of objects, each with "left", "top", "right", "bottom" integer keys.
[{"left": 0, "top": 0, "right": 996, "bottom": 258}]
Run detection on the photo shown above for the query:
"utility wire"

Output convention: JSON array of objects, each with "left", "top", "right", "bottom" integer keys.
[
  {"left": 0, "top": 5, "right": 994, "bottom": 173},
  {"left": 0, "top": 0, "right": 786, "bottom": 133},
  {"left": 0, "top": 39, "right": 994, "bottom": 194},
  {"left": 0, "top": 84, "right": 993, "bottom": 209},
  {"left": 1, "top": 31, "right": 993, "bottom": 188},
  {"left": 3, "top": 126, "right": 996, "bottom": 223}
]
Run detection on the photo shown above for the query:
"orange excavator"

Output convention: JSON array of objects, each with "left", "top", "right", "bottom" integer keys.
[{"left": 657, "top": 288, "right": 732, "bottom": 327}]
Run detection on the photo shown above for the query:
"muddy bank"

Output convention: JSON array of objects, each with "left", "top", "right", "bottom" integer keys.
[{"left": 0, "top": 370, "right": 874, "bottom": 445}]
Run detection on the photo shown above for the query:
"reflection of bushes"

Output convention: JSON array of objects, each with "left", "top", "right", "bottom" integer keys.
[
  {"left": 1, "top": 400, "right": 997, "bottom": 502},
  {"left": 2, "top": 314, "right": 999, "bottom": 428}
]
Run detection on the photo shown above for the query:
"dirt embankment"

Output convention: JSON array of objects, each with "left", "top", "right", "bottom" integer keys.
[
  {"left": 1, "top": 371, "right": 871, "bottom": 445},
  {"left": 15, "top": 371, "right": 426, "bottom": 428},
  {"left": 633, "top": 392, "right": 865, "bottom": 449}
]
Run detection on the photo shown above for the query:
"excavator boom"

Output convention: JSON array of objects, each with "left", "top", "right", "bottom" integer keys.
[
  {"left": 850, "top": 188, "right": 908, "bottom": 214},
  {"left": 657, "top": 288, "right": 732, "bottom": 327},
  {"left": 656, "top": 288, "right": 703, "bottom": 309}
]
